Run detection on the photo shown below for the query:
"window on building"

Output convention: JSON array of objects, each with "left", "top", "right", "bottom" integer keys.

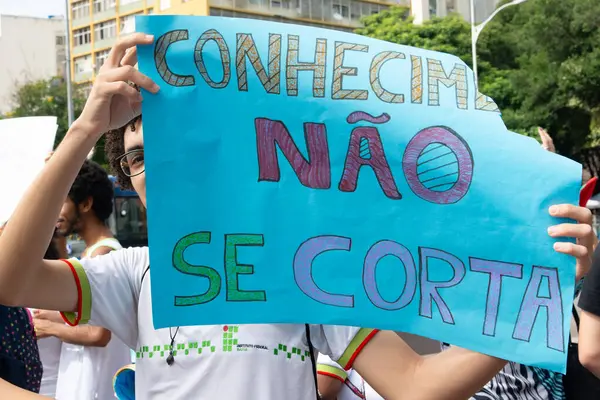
[
  {"left": 332, "top": 2, "right": 350, "bottom": 19},
  {"left": 446, "top": 0, "right": 456, "bottom": 13},
  {"left": 120, "top": 14, "right": 140, "bottom": 34},
  {"left": 93, "top": 0, "right": 116, "bottom": 13},
  {"left": 429, "top": 0, "right": 437, "bottom": 16},
  {"left": 160, "top": 0, "right": 171, "bottom": 10},
  {"left": 72, "top": 0, "right": 91, "bottom": 20},
  {"left": 56, "top": 35, "right": 65, "bottom": 46},
  {"left": 74, "top": 55, "right": 93, "bottom": 75},
  {"left": 95, "top": 50, "right": 110, "bottom": 73},
  {"left": 350, "top": 1, "right": 360, "bottom": 20},
  {"left": 271, "top": 0, "right": 295, "bottom": 8},
  {"left": 73, "top": 27, "right": 91, "bottom": 47},
  {"left": 94, "top": 20, "right": 117, "bottom": 41},
  {"left": 147, "top": 8, "right": 155, "bottom": 14},
  {"left": 120, "top": 0, "right": 140, "bottom": 5}
]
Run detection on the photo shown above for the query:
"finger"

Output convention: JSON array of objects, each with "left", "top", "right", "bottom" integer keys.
[
  {"left": 100, "top": 81, "right": 144, "bottom": 103},
  {"left": 121, "top": 47, "right": 138, "bottom": 67},
  {"left": 539, "top": 127, "right": 553, "bottom": 144},
  {"left": 538, "top": 127, "right": 555, "bottom": 152},
  {"left": 553, "top": 242, "right": 589, "bottom": 259},
  {"left": 100, "top": 65, "right": 159, "bottom": 93},
  {"left": 548, "top": 223, "right": 593, "bottom": 239},
  {"left": 104, "top": 33, "right": 154, "bottom": 69},
  {"left": 549, "top": 204, "right": 593, "bottom": 225}
]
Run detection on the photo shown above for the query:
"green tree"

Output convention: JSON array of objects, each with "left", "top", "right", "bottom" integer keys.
[
  {"left": 7, "top": 78, "right": 84, "bottom": 145},
  {"left": 5, "top": 78, "right": 107, "bottom": 165},
  {"left": 499, "top": 0, "right": 600, "bottom": 157},
  {"left": 357, "top": 1, "right": 600, "bottom": 159},
  {"left": 357, "top": 7, "right": 473, "bottom": 63},
  {"left": 356, "top": 7, "right": 522, "bottom": 131}
]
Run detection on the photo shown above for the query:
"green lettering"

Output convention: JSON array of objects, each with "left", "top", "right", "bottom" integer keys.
[
  {"left": 225, "top": 234, "right": 266, "bottom": 302},
  {"left": 173, "top": 232, "right": 221, "bottom": 306}
]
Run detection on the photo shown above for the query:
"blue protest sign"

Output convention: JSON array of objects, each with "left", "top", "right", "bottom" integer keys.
[{"left": 136, "top": 15, "right": 581, "bottom": 373}]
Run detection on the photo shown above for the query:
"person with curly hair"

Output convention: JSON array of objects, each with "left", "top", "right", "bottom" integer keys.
[
  {"left": 31, "top": 160, "right": 130, "bottom": 400},
  {"left": 54, "top": 159, "right": 115, "bottom": 251}
]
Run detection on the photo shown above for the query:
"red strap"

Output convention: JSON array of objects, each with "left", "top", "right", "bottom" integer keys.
[{"left": 580, "top": 177, "right": 598, "bottom": 207}]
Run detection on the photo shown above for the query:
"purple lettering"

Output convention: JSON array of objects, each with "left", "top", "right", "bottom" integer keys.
[
  {"left": 470, "top": 258, "right": 523, "bottom": 336},
  {"left": 255, "top": 118, "right": 331, "bottom": 189},
  {"left": 419, "top": 247, "right": 465, "bottom": 324},
  {"left": 338, "top": 127, "right": 401, "bottom": 200},
  {"left": 403, "top": 126, "right": 473, "bottom": 204},
  {"left": 293, "top": 236, "right": 353, "bottom": 307},
  {"left": 513, "top": 266, "right": 565, "bottom": 352},
  {"left": 363, "top": 240, "right": 416, "bottom": 310}
]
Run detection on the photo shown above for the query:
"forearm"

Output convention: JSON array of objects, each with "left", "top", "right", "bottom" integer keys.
[
  {"left": 0, "top": 378, "right": 50, "bottom": 399},
  {"left": 355, "top": 331, "right": 505, "bottom": 400},
  {"left": 408, "top": 347, "right": 505, "bottom": 400},
  {"left": 317, "top": 374, "right": 342, "bottom": 400},
  {"left": 50, "top": 323, "right": 112, "bottom": 347},
  {"left": 0, "top": 122, "right": 97, "bottom": 302}
]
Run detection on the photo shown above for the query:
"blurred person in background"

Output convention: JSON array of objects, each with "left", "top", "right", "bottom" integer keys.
[
  {"left": 32, "top": 159, "right": 130, "bottom": 400},
  {"left": 578, "top": 246, "right": 600, "bottom": 378},
  {"left": 0, "top": 223, "right": 62, "bottom": 395}
]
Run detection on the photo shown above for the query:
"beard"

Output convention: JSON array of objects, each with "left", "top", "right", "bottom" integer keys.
[{"left": 57, "top": 213, "right": 81, "bottom": 237}]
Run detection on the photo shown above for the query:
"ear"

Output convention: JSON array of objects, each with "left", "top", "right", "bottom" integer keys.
[{"left": 79, "top": 197, "right": 94, "bottom": 214}]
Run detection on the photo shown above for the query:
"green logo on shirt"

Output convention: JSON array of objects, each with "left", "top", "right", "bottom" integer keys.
[
  {"left": 273, "top": 344, "right": 311, "bottom": 361},
  {"left": 136, "top": 325, "right": 308, "bottom": 362},
  {"left": 222, "top": 325, "right": 239, "bottom": 352}
]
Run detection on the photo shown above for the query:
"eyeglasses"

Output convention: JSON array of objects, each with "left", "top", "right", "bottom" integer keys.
[{"left": 117, "top": 149, "right": 145, "bottom": 177}]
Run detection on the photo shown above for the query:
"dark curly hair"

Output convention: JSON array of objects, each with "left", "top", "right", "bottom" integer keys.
[
  {"left": 105, "top": 115, "right": 141, "bottom": 191},
  {"left": 68, "top": 160, "right": 114, "bottom": 222}
]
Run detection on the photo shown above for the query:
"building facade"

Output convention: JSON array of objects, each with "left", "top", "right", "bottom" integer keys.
[
  {"left": 0, "top": 15, "right": 66, "bottom": 113},
  {"left": 410, "top": 0, "right": 500, "bottom": 24},
  {"left": 68, "top": 0, "right": 499, "bottom": 84},
  {"left": 68, "top": 0, "right": 411, "bottom": 83}
]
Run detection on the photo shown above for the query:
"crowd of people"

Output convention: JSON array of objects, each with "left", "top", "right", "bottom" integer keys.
[{"left": 0, "top": 33, "right": 600, "bottom": 400}]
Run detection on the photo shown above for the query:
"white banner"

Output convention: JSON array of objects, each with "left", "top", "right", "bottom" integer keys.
[{"left": 0, "top": 116, "right": 58, "bottom": 223}]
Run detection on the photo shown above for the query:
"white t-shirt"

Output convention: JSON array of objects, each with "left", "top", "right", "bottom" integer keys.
[
  {"left": 59, "top": 247, "right": 379, "bottom": 400},
  {"left": 29, "top": 308, "right": 62, "bottom": 398},
  {"left": 55, "top": 239, "right": 131, "bottom": 400},
  {"left": 317, "top": 354, "right": 384, "bottom": 400}
]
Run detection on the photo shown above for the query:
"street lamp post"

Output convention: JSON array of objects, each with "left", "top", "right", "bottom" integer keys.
[
  {"left": 470, "top": 0, "right": 527, "bottom": 89},
  {"left": 64, "top": 0, "right": 74, "bottom": 127}
]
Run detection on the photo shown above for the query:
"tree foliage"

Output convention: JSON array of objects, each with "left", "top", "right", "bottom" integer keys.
[
  {"left": 357, "top": 0, "right": 600, "bottom": 159},
  {"left": 3, "top": 78, "right": 107, "bottom": 165}
]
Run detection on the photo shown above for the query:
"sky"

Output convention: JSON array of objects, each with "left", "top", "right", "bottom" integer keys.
[{"left": 0, "top": 0, "right": 65, "bottom": 18}]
